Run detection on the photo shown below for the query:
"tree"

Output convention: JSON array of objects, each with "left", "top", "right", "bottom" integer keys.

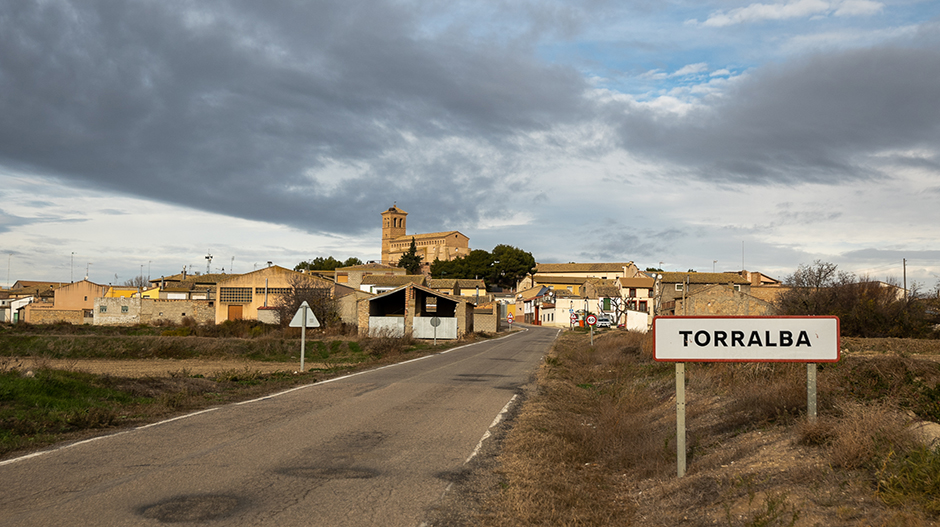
[
  {"left": 490, "top": 244, "right": 536, "bottom": 290},
  {"left": 397, "top": 237, "right": 423, "bottom": 275},
  {"left": 295, "top": 256, "right": 362, "bottom": 272},
  {"left": 429, "top": 244, "right": 535, "bottom": 290},
  {"left": 775, "top": 260, "right": 935, "bottom": 338},
  {"left": 272, "top": 275, "right": 339, "bottom": 328},
  {"left": 123, "top": 275, "right": 148, "bottom": 288}
]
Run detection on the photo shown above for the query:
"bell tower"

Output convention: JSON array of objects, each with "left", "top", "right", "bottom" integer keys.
[{"left": 381, "top": 204, "right": 408, "bottom": 265}]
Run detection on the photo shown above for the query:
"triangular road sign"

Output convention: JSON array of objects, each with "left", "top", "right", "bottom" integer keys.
[{"left": 289, "top": 301, "right": 320, "bottom": 328}]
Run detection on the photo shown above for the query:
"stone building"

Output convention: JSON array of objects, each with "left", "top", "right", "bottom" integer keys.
[{"left": 380, "top": 205, "right": 470, "bottom": 272}]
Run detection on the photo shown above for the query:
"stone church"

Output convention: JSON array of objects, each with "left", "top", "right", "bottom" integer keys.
[{"left": 381, "top": 205, "right": 470, "bottom": 272}]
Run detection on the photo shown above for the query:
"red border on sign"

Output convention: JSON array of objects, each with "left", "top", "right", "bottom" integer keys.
[{"left": 652, "top": 315, "right": 841, "bottom": 363}]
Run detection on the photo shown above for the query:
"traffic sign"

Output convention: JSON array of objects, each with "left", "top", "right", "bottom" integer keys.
[
  {"left": 289, "top": 301, "right": 320, "bottom": 328},
  {"left": 570, "top": 313, "right": 577, "bottom": 323},
  {"left": 586, "top": 314, "right": 597, "bottom": 326},
  {"left": 507, "top": 313, "right": 514, "bottom": 324}
]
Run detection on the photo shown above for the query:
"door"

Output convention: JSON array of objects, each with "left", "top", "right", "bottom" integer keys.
[{"left": 227, "top": 305, "right": 243, "bottom": 321}]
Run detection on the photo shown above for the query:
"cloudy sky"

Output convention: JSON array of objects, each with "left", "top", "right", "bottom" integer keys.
[{"left": 1, "top": 0, "right": 939, "bottom": 289}]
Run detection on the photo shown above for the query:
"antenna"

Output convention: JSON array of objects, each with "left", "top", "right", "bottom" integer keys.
[
  {"left": 205, "top": 250, "right": 213, "bottom": 274},
  {"left": 231, "top": 256, "right": 235, "bottom": 274}
]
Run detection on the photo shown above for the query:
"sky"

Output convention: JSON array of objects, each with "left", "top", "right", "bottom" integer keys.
[{"left": 1, "top": 0, "right": 939, "bottom": 290}]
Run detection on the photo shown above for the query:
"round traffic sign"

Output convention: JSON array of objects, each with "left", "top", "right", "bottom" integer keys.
[
  {"left": 586, "top": 314, "right": 597, "bottom": 326},
  {"left": 507, "top": 313, "right": 514, "bottom": 323}
]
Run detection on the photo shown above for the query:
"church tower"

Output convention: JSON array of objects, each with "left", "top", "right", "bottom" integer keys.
[{"left": 381, "top": 204, "right": 407, "bottom": 265}]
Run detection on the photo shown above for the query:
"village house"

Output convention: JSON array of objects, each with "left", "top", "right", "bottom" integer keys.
[
  {"left": 658, "top": 272, "right": 773, "bottom": 316},
  {"left": 358, "top": 283, "right": 474, "bottom": 339},
  {"left": 214, "top": 266, "right": 334, "bottom": 324},
  {"left": 334, "top": 262, "right": 406, "bottom": 290},
  {"left": 23, "top": 279, "right": 108, "bottom": 324},
  {"left": 359, "top": 274, "right": 427, "bottom": 295}
]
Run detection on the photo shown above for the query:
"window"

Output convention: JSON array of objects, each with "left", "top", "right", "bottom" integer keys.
[
  {"left": 99, "top": 306, "right": 107, "bottom": 313},
  {"left": 675, "top": 284, "right": 684, "bottom": 291},
  {"left": 254, "top": 287, "right": 291, "bottom": 295},
  {"left": 84, "top": 296, "right": 88, "bottom": 301},
  {"left": 733, "top": 285, "right": 741, "bottom": 291},
  {"left": 629, "top": 288, "right": 637, "bottom": 297},
  {"left": 639, "top": 301, "right": 648, "bottom": 311},
  {"left": 121, "top": 305, "right": 128, "bottom": 313},
  {"left": 603, "top": 298, "right": 611, "bottom": 310},
  {"left": 220, "top": 287, "right": 252, "bottom": 303}
]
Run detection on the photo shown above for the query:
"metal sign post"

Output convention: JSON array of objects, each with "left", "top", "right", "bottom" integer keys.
[
  {"left": 676, "top": 362, "right": 686, "bottom": 478},
  {"left": 289, "top": 301, "right": 320, "bottom": 372},
  {"left": 430, "top": 316, "right": 441, "bottom": 345},
  {"left": 586, "top": 314, "right": 597, "bottom": 346}
]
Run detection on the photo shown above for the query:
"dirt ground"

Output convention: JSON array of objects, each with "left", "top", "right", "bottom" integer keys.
[{"left": 5, "top": 357, "right": 322, "bottom": 378}]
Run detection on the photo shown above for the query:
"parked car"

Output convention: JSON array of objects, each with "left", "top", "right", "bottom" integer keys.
[{"left": 596, "top": 315, "right": 612, "bottom": 328}]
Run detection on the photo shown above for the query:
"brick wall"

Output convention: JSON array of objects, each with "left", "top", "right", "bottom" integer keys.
[{"left": 473, "top": 303, "right": 502, "bottom": 332}]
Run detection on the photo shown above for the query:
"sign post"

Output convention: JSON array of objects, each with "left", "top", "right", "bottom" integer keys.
[
  {"left": 586, "top": 314, "right": 597, "bottom": 346},
  {"left": 653, "top": 316, "right": 839, "bottom": 477},
  {"left": 430, "top": 316, "right": 441, "bottom": 345},
  {"left": 289, "top": 301, "right": 320, "bottom": 372}
]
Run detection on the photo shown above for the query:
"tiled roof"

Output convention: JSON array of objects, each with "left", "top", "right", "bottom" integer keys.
[
  {"left": 455, "top": 279, "right": 485, "bottom": 288},
  {"left": 620, "top": 277, "right": 655, "bottom": 288},
  {"left": 361, "top": 275, "right": 426, "bottom": 286},
  {"left": 337, "top": 263, "right": 401, "bottom": 271},
  {"left": 427, "top": 279, "right": 456, "bottom": 289},
  {"left": 390, "top": 231, "right": 466, "bottom": 242},
  {"left": 660, "top": 272, "right": 749, "bottom": 284},
  {"left": 532, "top": 275, "right": 588, "bottom": 284},
  {"left": 536, "top": 262, "right": 635, "bottom": 274},
  {"left": 13, "top": 281, "right": 69, "bottom": 290}
]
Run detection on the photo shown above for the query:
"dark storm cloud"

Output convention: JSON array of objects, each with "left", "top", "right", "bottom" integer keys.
[
  {"left": 0, "top": 0, "right": 588, "bottom": 234},
  {"left": 613, "top": 35, "right": 940, "bottom": 184}
]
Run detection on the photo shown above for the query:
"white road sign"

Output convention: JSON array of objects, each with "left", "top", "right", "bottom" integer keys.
[
  {"left": 289, "top": 301, "right": 321, "bottom": 328},
  {"left": 653, "top": 316, "right": 839, "bottom": 362}
]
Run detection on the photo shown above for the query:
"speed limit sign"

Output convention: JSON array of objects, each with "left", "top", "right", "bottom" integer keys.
[{"left": 586, "top": 314, "right": 597, "bottom": 326}]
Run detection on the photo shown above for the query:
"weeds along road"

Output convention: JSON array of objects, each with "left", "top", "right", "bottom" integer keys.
[{"left": 0, "top": 326, "right": 559, "bottom": 527}]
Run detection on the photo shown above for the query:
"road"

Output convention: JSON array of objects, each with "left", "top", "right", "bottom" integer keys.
[{"left": 0, "top": 326, "right": 557, "bottom": 526}]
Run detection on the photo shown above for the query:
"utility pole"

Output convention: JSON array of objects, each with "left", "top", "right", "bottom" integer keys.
[
  {"left": 205, "top": 250, "right": 213, "bottom": 275},
  {"left": 903, "top": 258, "right": 907, "bottom": 300},
  {"left": 71, "top": 252, "right": 75, "bottom": 282}
]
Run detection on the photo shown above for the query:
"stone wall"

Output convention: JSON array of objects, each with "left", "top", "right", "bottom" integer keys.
[
  {"left": 675, "top": 286, "right": 774, "bottom": 316},
  {"left": 26, "top": 305, "right": 84, "bottom": 324},
  {"left": 94, "top": 298, "right": 214, "bottom": 326}
]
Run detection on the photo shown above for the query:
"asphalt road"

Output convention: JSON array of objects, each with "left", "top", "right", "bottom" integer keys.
[{"left": 0, "top": 326, "right": 558, "bottom": 526}]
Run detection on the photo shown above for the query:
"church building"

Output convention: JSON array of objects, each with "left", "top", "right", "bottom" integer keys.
[{"left": 381, "top": 205, "right": 470, "bottom": 273}]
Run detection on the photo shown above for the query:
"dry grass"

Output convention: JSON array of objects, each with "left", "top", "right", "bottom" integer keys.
[{"left": 454, "top": 330, "right": 940, "bottom": 527}]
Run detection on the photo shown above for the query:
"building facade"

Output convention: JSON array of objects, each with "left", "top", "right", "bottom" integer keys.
[{"left": 380, "top": 205, "right": 470, "bottom": 271}]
